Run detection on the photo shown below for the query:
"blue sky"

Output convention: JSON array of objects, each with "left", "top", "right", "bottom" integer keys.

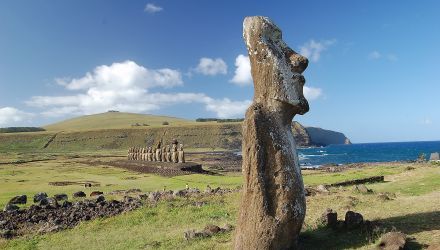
[{"left": 0, "top": 0, "right": 439, "bottom": 143}]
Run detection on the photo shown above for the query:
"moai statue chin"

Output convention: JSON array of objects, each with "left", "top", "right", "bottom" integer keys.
[{"left": 234, "top": 16, "right": 310, "bottom": 250}]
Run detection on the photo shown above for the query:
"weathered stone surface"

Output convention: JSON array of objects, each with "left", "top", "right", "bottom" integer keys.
[
  {"left": 9, "top": 195, "right": 27, "bottom": 205},
  {"left": 377, "top": 232, "right": 406, "bottom": 250},
  {"left": 344, "top": 211, "right": 364, "bottom": 229},
  {"left": 33, "top": 193, "right": 48, "bottom": 203},
  {"left": 234, "top": 16, "right": 309, "bottom": 250}
]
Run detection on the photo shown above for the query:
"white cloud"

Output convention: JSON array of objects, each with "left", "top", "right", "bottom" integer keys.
[
  {"left": 195, "top": 57, "right": 227, "bottom": 76},
  {"left": 0, "top": 107, "right": 33, "bottom": 126},
  {"left": 204, "top": 98, "right": 252, "bottom": 118},
  {"left": 368, "top": 51, "right": 398, "bottom": 61},
  {"left": 299, "top": 39, "right": 336, "bottom": 63},
  {"left": 422, "top": 118, "right": 432, "bottom": 125},
  {"left": 144, "top": 3, "right": 163, "bottom": 13},
  {"left": 368, "top": 51, "right": 382, "bottom": 60},
  {"left": 26, "top": 60, "right": 250, "bottom": 119},
  {"left": 303, "top": 86, "right": 323, "bottom": 100},
  {"left": 230, "top": 54, "right": 252, "bottom": 86}
]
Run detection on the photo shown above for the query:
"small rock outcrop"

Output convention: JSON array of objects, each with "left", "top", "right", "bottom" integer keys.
[
  {"left": 184, "top": 224, "right": 233, "bottom": 240},
  {"left": 234, "top": 16, "right": 310, "bottom": 249},
  {"left": 377, "top": 232, "right": 406, "bottom": 250}
]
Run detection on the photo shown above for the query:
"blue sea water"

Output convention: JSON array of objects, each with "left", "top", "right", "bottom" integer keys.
[{"left": 298, "top": 141, "right": 440, "bottom": 167}]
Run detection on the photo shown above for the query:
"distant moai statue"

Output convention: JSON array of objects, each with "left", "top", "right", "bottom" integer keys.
[
  {"left": 152, "top": 147, "right": 157, "bottom": 161},
  {"left": 143, "top": 147, "right": 147, "bottom": 161},
  {"left": 162, "top": 146, "right": 167, "bottom": 162},
  {"left": 234, "top": 16, "right": 310, "bottom": 249},
  {"left": 147, "top": 147, "right": 152, "bottom": 161},
  {"left": 172, "top": 143, "right": 178, "bottom": 163},
  {"left": 165, "top": 145, "right": 171, "bottom": 162},
  {"left": 155, "top": 141, "right": 162, "bottom": 162},
  {"left": 178, "top": 144, "right": 185, "bottom": 163}
]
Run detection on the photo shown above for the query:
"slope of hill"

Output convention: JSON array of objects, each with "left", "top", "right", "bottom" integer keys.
[
  {"left": 43, "top": 112, "right": 193, "bottom": 131},
  {"left": 0, "top": 113, "right": 350, "bottom": 152}
]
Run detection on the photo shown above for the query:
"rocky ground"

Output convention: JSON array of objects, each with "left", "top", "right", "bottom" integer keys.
[{"left": 0, "top": 187, "right": 239, "bottom": 239}]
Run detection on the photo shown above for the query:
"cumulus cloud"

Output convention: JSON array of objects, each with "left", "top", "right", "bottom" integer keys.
[
  {"left": 299, "top": 39, "right": 336, "bottom": 63},
  {"left": 303, "top": 86, "right": 323, "bottom": 100},
  {"left": 230, "top": 54, "right": 252, "bottom": 86},
  {"left": 144, "top": 3, "right": 163, "bottom": 13},
  {"left": 0, "top": 107, "right": 33, "bottom": 126},
  {"left": 26, "top": 60, "right": 250, "bottom": 118},
  {"left": 195, "top": 57, "right": 227, "bottom": 76}
]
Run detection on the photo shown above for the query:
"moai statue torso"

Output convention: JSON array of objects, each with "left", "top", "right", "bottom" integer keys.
[
  {"left": 178, "top": 144, "right": 185, "bottom": 163},
  {"left": 234, "top": 16, "right": 310, "bottom": 250}
]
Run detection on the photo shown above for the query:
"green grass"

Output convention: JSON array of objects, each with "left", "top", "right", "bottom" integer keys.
[{"left": 1, "top": 156, "right": 439, "bottom": 249}]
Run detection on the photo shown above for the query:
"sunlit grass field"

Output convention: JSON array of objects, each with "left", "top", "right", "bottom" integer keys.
[{"left": 0, "top": 152, "right": 439, "bottom": 249}]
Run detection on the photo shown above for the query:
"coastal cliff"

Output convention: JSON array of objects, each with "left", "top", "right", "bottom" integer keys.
[{"left": 305, "top": 127, "right": 351, "bottom": 146}]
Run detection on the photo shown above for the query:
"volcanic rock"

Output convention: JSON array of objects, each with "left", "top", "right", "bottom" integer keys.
[
  {"left": 33, "top": 192, "right": 48, "bottom": 203},
  {"left": 73, "top": 191, "right": 86, "bottom": 198},
  {"left": 53, "top": 193, "right": 68, "bottom": 201},
  {"left": 9, "top": 195, "right": 27, "bottom": 205},
  {"left": 345, "top": 211, "right": 364, "bottom": 229}
]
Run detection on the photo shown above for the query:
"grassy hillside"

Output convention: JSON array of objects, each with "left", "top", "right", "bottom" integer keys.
[{"left": 43, "top": 112, "right": 194, "bottom": 131}]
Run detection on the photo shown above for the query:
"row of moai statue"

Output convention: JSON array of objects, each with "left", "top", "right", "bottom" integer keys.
[{"left": 127, "top": 141, "right": 185, "bottom": 163}]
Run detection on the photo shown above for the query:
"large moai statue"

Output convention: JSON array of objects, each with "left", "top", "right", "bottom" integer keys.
[
  {"left": 178, "top": 144, "right": 185, "bottom": 163},
  {"left": 234, "top": 16, "right": 310, "bottom": 250}
]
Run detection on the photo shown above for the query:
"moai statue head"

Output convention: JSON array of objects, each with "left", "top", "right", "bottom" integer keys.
[
  {"left": 166, "top": 145, "right": 170, "bottom": 152},
  {"left": 179, "top": 143, "right": 184, "bottom": 151},
  {"left": 243, "top": 16, "right": 309, "bottom": 120},
  {"left": 172, "top": 143, "right": 177, "bottom": 151}
]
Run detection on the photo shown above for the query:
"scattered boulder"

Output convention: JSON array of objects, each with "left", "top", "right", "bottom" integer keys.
[
  {"left": 377, "top": 232, "right": 406, "bottom": 250},
  {"left": 3, "top": 203, "right": 19, "bottom": 212},
  {"left": 40, "top": 197, "right": 59, "bottom": 208},
  {"left": 53, "top": 193, "right": 68, "bottom": 201},
  {"left": 184, "top": 224, "right": 231, "bottom": 240},
  {"left": 353, "top": 184, "right": 373, "bottom": 194},
  {"left": 148, "top": 191, "right": 161, "bottom": 202},
  {"left": 320, "top": 208, "right": 338, "bottom": 228},
  {"left": 344, "top": 211, "right": 364, "bottom": 229},
  {"left": 8, "top": 195, "right": 27, "bottom": 205},
  {"left": 33, "top": 192, "right": 48, "bottom": 203},
  {"left": 203, "top": 224, "right": 222, "bottom": 236},
  {"left": 73, "top": 191, "right": 86, "bottom": 198},
  {"left": 317, "top": 184, "right": 329, "bottom": 193},
  {"left": 173, "top": 189, "right": 186, "bottom": 197},
  {"left": 90, "top": 191, "right": 103, "bottom": 197},
  {"left": 62, "top": 201, "right": 72, "bottom": 208}
]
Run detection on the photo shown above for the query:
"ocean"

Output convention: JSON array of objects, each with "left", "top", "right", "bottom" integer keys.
[{"left": 298, "top": 141, "right": 440, "bottom": 167}]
